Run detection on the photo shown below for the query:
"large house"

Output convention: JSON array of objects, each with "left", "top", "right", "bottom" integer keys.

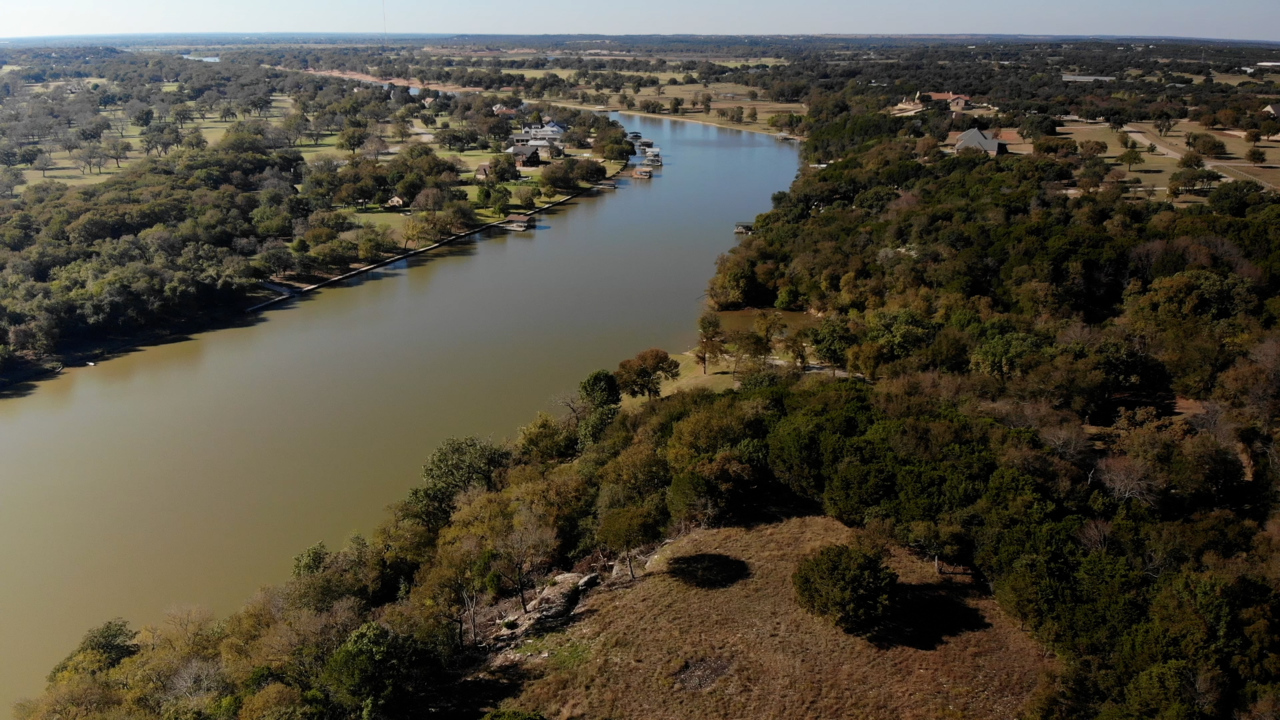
[
  {"left": 954, "top": 128, "right": 1006, "bottom": 156},
  {"left": 924, "top": 92, "right": 971, "bottom": 112},
  {"left": 522, "top": 122, "right": 566, "bottom": 140},
  {"left": 507, "top": 145, "right": 543, "bottom": 167}
]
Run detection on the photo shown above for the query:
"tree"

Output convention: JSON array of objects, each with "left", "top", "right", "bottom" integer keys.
[
  {"left": 812, "top": 315, "right": 855, "bottom": 375},
  {"left": 321, "top": 622, "right": 431, "bottom": 719},
  {"left": 780, "top": 328, "right": 810, "bottom": 370},
  {"left": 577, "top": 369, "right": 622, "bottom": 445},
  {"left": 362, "top": 135, "right": 390, "bottom": 160},
  {"left": 1178, "top": 151, "right": 1205, "bottom": 170},
  {"left": 405, "top": 436, "right": 512, "bottom": 530},
  {"left": 793, "top": 543, "right": 897, "bottom": 635},
  {"left": 1118, "top": 148, "right": 1145, "bottom": 172},
  {"left": 1079, "top": 140, "right": 1109, "bottom": 159},
  {"left": 336, "top": 126, "right": 371, "bottom": 155},
  {"left": 46, "top": 618, "right": 139, "bottom": 680},
  {"left": 1247, "top": 147, "right": 1267, "bottom": 166},
  {"left": 615, "top": 348, "right": 681, "bottom": 399},
  {"left": 103, "top": 139, "right": 132, "bottom": 168},
  {"left": 597, "top": 504, "right": 662, "bottom": 579},
  {"left": 668, "top": 97, "right": 685, "bottom": 115},
  {"left": 171, "top": 103, "right": 195, "bottom": 128},
  {"left": 754, "top": 309, "right": 786, "bottom": 346},
  {"left": 31, "top": 153, "right": 54, "bottom": 177},
  {"left": 695, "top": 311, "right": 726, "bottom": 375},
  {"left": 746, "top": 107, "right": 758, "bottom": 123}
]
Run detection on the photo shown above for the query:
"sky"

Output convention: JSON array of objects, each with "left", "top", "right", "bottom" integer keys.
[{"left": 0, "top": 0, "right": 1278, "bottom": 43}]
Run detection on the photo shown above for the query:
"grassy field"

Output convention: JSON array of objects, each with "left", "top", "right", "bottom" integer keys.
[
  {"left": 501, "top": 516, "right": 1050, "bottom": 720},
  {"left": 1128, "top": 119, "right": 1280, "bottom": 190},
  {"left": 18, "top": 94, "right": 297, "bottom": 188}
]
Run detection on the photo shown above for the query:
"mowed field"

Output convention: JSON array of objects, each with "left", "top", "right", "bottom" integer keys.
[
  {"left": 1128, "top": 119, "right": 1280, "bottom": 190},
  {"left": 501, "top": 516, "right": 1051, "bottom": 720},
  {"left": 18, "top": 94, "right": 299, "bottom": 188}
]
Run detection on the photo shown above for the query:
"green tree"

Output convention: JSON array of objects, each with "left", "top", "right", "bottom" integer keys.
[
  {"left": 1247, "top": 147, "right": 1267, "bottom": 166},
  {"left": 793, "top": 543, "right": 897, "bottom": 635},
  {"left": 597, "top": 503, "right": 662, "bottom": 578},
  {"left": 405, "top": 437, "right": 512, "bottom": 530},
  {"left": 336, "top": 126, "right": 371, "bottom": 155},
  {"left": 812, "top": 315, "right": 854, "bottom": 375},
  {"left": 1118, "top": 148, "right": 1145, "bottom": 172},
  {"left": 615, "top": 348, "right": 681, "bottom": 399}
]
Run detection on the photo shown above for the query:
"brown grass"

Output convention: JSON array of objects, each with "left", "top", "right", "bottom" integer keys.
[{"left": 502, "top": 517, "right": 1051, "bottom": 720}]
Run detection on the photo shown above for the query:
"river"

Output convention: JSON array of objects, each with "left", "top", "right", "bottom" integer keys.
[{"left": 0, "top": 114, "right": 799, "bottom": 707}]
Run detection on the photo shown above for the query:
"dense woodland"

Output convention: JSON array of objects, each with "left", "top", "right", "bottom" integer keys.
[
  {"left": 14, "top": 35, "right": 1280, "bottom": 720},
  {"left": 0, "top": 50, "right": 624, "bottom": 374}
]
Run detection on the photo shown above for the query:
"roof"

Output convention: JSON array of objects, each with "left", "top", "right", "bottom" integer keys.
[
  {"left": 509, "top": 145, "right": 540, "bottom": 157},
  {"left": 955, "top": 128, "right": 1003, "bottom": 154},
  {"left": 922, "top": 92, "right": 970, "bottom": 102},
  {"left": 1266, "top": 104, "right": 1280, "bottom": 116}
]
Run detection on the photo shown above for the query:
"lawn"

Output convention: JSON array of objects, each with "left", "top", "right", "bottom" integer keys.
[{"left": 1129, "top": 119, "right": 1280, "bottom": 191}]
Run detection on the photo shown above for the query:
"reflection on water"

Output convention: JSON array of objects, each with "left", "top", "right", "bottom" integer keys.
[{"left": 0, "top": 115, "right": 799, "bottom": 705}]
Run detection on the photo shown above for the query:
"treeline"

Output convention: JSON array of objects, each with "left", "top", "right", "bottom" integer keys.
[
  {"left": 695, "top": 74, "right": 1280, "bottom": 718},
  {"left": 0, "top": 50, "right": 627, "bottom": 373}
]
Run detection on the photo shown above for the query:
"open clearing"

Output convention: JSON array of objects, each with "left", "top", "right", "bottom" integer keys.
[{"left": 498, "top": 516, "right": 1051, "bottom": 720}]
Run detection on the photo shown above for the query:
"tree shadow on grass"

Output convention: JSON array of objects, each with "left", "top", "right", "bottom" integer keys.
[
  {"left": 869, "top": 582, "right": 991, "bottom": 651},
  {"left": 666, "top": 553, "right": 752, "bottom": 589}
]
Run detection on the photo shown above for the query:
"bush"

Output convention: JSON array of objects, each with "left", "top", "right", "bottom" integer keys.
[{"left": 793, "top": 543, "right": 897, "bottom": 635}]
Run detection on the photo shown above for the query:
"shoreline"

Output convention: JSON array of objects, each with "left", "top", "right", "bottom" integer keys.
[
  {"left": 556, "top": 102, "right": 802, "bottom": 139},
  {"left": 280, "top": 68, "right": 803, "bottom": 141},
  {"left": 0, "top": 165, "right": 628, "bottom": 395}
]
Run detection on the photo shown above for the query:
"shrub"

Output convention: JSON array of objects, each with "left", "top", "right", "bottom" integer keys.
[{"left": 793, "top": 543, "right": 897, "bottom": 635}]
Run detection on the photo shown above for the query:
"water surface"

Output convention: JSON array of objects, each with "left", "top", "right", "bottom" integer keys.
[{"left": 0, "top": 115, "right": 799, "bottom": 706}]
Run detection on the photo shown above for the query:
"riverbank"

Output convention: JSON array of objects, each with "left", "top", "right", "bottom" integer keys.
[
  {"left": 0, "top": 113, "right": 802, "bottom": 708},
  {"left": 555, "top": 101, "right": 803, "bottom": 139},
  {"left": 246, "top": 170, "right": 624, "bottom": 312},
  {"left": 0, "top": 166, "right": 627, "bottom": 394},
  {"left": 279, "top": 67, "right": 806, "bottom": 140}
]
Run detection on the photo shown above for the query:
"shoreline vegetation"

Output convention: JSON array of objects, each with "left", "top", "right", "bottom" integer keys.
[
  {"left": 0, "top": 51, "right": 640, "bottom": 394},
  {"left": 18, "top": 35, "right": 1280, "bottom": 720}
]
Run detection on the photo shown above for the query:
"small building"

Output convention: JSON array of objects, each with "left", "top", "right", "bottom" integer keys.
[
  {"left": 634, "top": 167, "right": 653, "bottom": 179},
  {"left": 735, "top": 222, "right": 755, "bottom": 234},
  {"left": 1265, "top": 104, "right": 1280, "bottom": 117},
  {"left": 507, "top": 145, "right": 542, "bottom": 167},
  {"left": 954, "top": 128, "right": 1006, "bottom": 157},
  {"left": 385, "top": 196, "right": 405, "bottom": 208},
  {"left": 504, "top": 214, "right": 534, "bottom": 230},
  {"left": 474, "top": 164, "right": 493, "bottom": 182}
]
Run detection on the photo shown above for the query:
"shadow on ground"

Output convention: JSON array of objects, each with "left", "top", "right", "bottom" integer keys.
[
  {"left": 870, "top": 582, "right": 991, "bottom": 650},
  {"left": 666, "top": 553, "right": 752, "bottom": 589}
]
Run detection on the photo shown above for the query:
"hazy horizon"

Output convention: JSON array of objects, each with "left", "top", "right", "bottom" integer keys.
[{"left": 1, "top": 0, "right": 1278, "bottom": 44}]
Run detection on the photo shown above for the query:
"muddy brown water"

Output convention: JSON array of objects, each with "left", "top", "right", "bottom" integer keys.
[{"left": 0, "top": 115, "right": 799, "bottom": 706}]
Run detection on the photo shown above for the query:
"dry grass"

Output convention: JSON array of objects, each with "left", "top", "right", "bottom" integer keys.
[{"left": 502, "top": 517, "right": 1051, "bottom": 720}]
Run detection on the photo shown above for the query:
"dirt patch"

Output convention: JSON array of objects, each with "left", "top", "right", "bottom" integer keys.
[{"left": 672, "top": 658, "right": 732, "bottom": 691}]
